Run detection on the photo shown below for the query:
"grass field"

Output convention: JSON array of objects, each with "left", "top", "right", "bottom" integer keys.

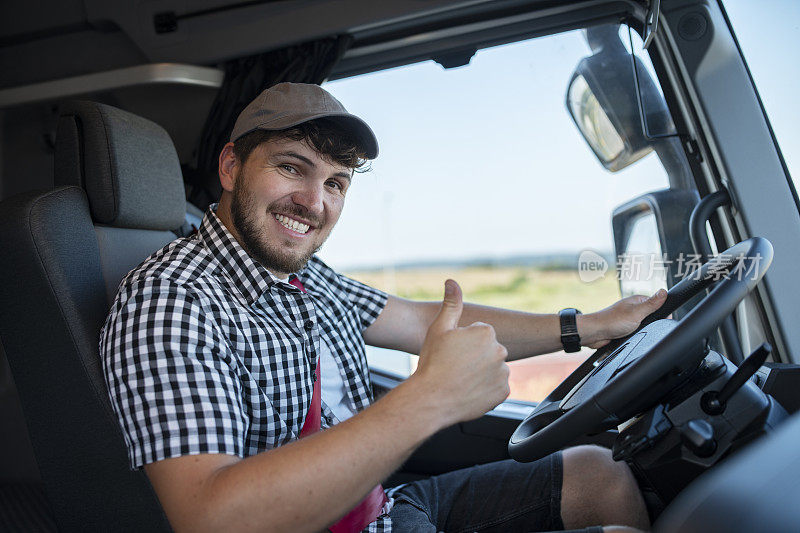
[{"left": 345, "top": 266, "right": 622, "bottom": 402}]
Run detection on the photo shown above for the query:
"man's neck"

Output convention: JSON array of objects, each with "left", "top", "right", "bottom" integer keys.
[{"left": 268, "top": 271, "right": 291, "bottom": 283}]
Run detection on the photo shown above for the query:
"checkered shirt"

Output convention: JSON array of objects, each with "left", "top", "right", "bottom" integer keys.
[{"left": 100, "top": 205, "right": 392, "bottom": 531}]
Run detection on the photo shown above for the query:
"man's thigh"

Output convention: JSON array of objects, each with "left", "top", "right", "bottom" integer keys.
[{"left": 388, "top": 453, "right": 564, "bottom": 533}]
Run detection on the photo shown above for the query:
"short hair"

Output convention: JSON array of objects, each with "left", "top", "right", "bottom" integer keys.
[{"left": 232, "top": 118, "right": 370, "bottom": 171}]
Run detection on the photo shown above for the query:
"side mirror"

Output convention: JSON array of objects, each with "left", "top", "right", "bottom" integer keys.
[
  {"left": 566, "top": 24, "right": 674, "bottom": 172},
  {"left": 612, "top": 190, "right": 699, "bottom": 316}
]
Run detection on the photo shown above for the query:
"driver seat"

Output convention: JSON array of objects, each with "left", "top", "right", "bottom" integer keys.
[{"left": 0, "top": 101, "right": 186, "bottom": 531}]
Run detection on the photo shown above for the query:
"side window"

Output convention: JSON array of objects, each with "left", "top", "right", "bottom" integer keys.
[{"left": 320, "top": 24, "right": 674, "bottom": 403}]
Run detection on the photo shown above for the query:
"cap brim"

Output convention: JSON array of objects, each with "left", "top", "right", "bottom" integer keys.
[{"left": 232, "top": 111, "right": 379, "bottom": 159}]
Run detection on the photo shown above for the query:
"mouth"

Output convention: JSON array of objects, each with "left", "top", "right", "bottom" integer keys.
[{"left": 273, "top": 213, "right": 313, "bottom": 235}]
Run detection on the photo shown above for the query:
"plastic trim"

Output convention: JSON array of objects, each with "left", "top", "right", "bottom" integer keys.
[{"left": 0, "top": 63, "right": 223, "bottom": 109}]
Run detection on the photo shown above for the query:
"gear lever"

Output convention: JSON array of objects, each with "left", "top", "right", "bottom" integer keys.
[{"left": 701, "top": 343, "right": 772, "bottom": 415}]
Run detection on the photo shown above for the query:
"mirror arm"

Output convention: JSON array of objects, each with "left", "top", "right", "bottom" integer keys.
[
  {"left": 627, "top": 25, "right": 681, "bottom": 142},
  {"left": 642, "top": 0, "right": 661, "bottom": 49},
  {"left": 653, "top": 137, "right": 695, "bottom": 190}
]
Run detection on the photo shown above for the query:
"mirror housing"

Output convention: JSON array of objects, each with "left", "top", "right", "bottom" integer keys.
[{"left": 566, "top": 24, "right": 674, "bottom": 172}]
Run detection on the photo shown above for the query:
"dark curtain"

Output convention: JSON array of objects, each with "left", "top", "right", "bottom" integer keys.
[{"left": 186, "top": 35, "right": 353, "bottom": 210}]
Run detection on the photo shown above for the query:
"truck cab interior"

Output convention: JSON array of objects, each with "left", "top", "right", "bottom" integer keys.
[{"left": 1, "top": 1, "right": 799, "bottom": 531}]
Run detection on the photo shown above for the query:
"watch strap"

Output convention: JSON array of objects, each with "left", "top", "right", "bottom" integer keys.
[{"left": 559, "top": 308, "right": 582, "bottom": 353}]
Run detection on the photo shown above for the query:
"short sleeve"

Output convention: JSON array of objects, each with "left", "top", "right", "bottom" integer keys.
[
  {"left": 100, "top": 281, "right": 250, "bottom": 470},
  {"left": 336, "top": 274, "right": 388, "bottom": 331}
]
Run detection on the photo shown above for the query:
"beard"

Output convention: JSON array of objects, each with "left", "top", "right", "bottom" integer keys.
[{"left": 230, "top": 174, "right": 326, "bottom": 274}]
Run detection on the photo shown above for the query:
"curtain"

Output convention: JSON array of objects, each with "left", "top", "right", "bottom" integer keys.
[{"left": 187, "top": 35, "right": 353, "bottom": 210}]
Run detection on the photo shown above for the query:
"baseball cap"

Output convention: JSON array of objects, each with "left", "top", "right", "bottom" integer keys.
[{"left": 229, "top": 82, "right": 379, "bottom": 159}]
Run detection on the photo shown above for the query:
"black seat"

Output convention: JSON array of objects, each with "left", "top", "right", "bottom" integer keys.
[{"left": 0, "top": 101, "right": 188, "bottom": 531}]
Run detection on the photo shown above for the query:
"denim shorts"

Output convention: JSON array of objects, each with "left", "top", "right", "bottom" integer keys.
[{"left": 388, "top": 452, "right": 588, "bottom": 533}]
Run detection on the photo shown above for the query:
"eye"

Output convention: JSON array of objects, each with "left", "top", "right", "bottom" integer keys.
[
  {"left": 279, "top": 164, "right": 298, "bottom": 174},
  {"left": 326, "top": 179, "right": 345, "bottom": 192}
]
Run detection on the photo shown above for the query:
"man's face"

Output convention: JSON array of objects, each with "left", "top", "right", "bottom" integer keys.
[{"left": 229, "top": 137, "right": 352, "bottom": 276}]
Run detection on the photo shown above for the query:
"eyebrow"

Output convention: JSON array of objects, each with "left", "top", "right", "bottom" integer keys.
[{"left": 272, "top": 151, "right": 352, "bottom": 181}]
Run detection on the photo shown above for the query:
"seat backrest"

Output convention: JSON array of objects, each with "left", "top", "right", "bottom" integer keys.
[
  {"left": 54, "top": 101, "right": 188, "bottom": 305},
  {"left": 0, "top": 101, "right": 190, "bottom": 531}
]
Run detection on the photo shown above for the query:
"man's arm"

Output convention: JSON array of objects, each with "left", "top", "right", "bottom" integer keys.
[
  {"left": 363, "top": 289, "right": 668, "bottom": 360},
  {"left": 144, "top": 280, "right": 510, "bottom": 532},
  {"left": 146, "top": 378, "right": 443, "bottom": 532}
]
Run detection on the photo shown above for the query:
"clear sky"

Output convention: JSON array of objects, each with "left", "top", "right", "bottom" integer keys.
[{"left": 317, "top": 1, "right": 799, "bottom": 272}]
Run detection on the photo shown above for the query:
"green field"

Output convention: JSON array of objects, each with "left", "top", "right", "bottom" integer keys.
[
  {"left": 345, "top": 266, "right": 622, "bottom": 402},
  {"left": 346, "top": 266, "right": 621, "bottom": 315}
]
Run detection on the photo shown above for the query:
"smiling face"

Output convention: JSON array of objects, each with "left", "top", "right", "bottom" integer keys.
[{"left": 217, "top": 137, "right": 352, "bottom": 278}]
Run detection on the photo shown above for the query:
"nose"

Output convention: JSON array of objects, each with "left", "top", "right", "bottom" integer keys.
[{"left": 291, "top": 180, "right": 325, "bottom": 216}]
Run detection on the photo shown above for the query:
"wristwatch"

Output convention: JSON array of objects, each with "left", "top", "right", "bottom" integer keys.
[{"left": 559, "top": 308, "right": 582, "bottom": 353}]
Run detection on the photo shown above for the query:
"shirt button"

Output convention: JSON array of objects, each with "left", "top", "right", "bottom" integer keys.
[{"left": 304, "top": 320, "right": 314, "bottom": 331}]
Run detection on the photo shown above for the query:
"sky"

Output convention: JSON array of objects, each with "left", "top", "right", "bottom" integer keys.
[{"left": 316, "top": 0, "right": 799, "bottom": 272}]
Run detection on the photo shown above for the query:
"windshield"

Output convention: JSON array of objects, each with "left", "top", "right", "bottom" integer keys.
[{"left": 320, "top": 25, "right": 673, "bottom": 402}]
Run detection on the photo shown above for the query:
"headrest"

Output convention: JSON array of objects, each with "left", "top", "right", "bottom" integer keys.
[{"left": 54, "top": 101, "right": 187, "bottom": 231}]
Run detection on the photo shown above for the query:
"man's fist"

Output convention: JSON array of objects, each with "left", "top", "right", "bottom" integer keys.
[{"left": 413, "top": 280, "right": 510, "bottom": 425}]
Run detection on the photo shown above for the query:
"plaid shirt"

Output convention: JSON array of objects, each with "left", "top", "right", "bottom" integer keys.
[{"left": 100, "top": 206, "right": 391, "bottom": 531}]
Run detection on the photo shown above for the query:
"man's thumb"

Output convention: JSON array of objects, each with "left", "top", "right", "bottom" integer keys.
[
  {"left": 647, "top": 288, "right": 668, "bottom": 310},
  {"left": 430, "top": 279, "right": 463, "bottom": 333},
  {"left": 650, "top": 288, "right": 667, "bottom": 301}
]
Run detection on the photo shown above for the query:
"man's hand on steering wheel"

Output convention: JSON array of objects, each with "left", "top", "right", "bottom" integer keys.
[{"left": 581, "top": 288, "right": 668, "bottom": 349}]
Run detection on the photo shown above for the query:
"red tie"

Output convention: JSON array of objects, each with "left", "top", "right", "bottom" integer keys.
[{"left": 289, "top": 276, "right": 388, "bottom": 532}]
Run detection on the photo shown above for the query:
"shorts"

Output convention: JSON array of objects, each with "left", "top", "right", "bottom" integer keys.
[{"left": 388, "top": 452, "right": 587, "bottom": 532}]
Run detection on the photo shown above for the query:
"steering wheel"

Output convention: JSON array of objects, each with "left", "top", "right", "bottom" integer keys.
[{"left": 508, "top": 237, "right": 773, "bottom": 463}]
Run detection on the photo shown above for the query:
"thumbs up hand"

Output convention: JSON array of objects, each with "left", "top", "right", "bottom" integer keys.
[{"left": 412, "top": 280, "right": 511, "bottom": 426}]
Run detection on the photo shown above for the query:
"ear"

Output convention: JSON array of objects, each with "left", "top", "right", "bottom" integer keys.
[{"left": 218, "top": 142, "right": 238, "bottom": 193}]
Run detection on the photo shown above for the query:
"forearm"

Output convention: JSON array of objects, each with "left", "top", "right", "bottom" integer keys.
[
  {"left": 461, "top": 303, "right": 562, "bottom": 359},
  {"left": 413, "top": 302, "right": 600, "bottom": 360},
  {"left": 191, "top": 378, "right": 443, "bottom": 532}
]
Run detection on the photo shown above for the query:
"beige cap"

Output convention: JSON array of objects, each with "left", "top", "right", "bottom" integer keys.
[{"left": 229, "top": 82, "right": 379, "bottom": 159}]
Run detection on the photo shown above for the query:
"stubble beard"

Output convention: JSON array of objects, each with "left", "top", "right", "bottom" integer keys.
[{"left": 230, "top": 175, "right": 326, "bottom": 274}]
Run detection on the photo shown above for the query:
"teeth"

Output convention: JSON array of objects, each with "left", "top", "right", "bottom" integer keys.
[{"left": 274, "top": 214, "right": 310, "bottom": 234}]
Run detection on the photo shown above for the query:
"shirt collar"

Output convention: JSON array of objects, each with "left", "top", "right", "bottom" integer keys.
[{"left": 198, "top": 203, "right": 301, "bottom": 304}]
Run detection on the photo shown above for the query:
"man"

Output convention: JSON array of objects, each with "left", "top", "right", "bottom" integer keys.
[{"left": 101, "top": 82, "right": 666, "bottom": 532}]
